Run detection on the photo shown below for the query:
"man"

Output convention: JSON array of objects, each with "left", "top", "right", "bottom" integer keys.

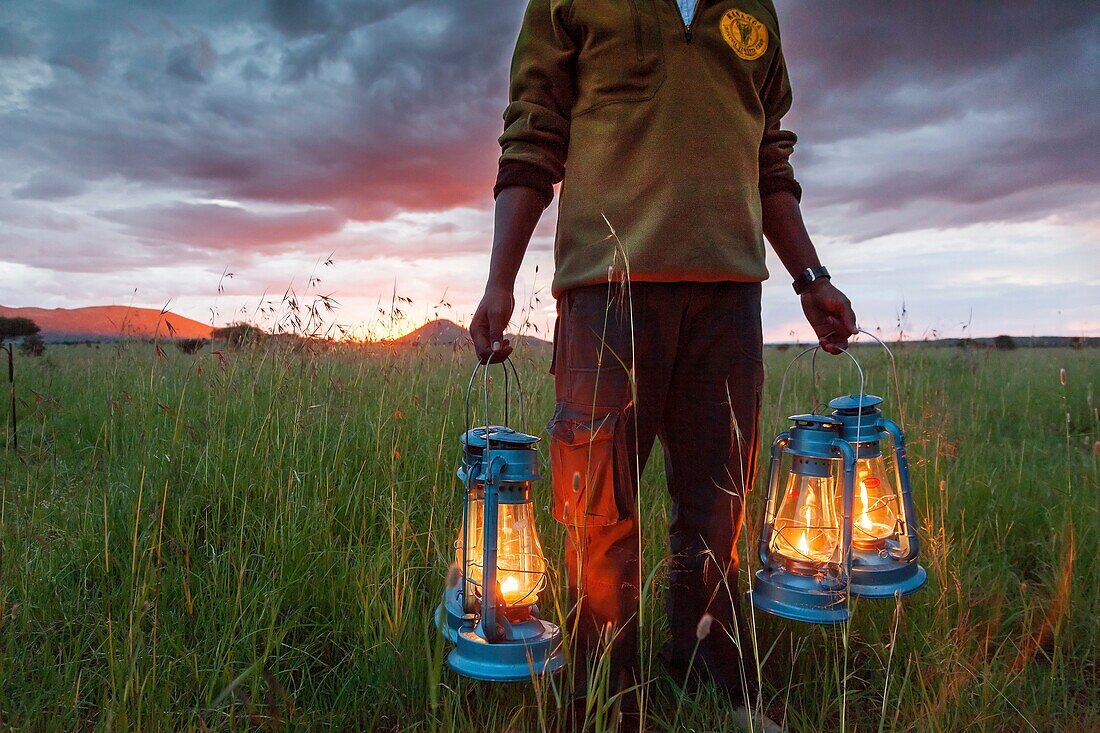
[{"left": 470, "top": 0, "right": 857, "bottom": 728}]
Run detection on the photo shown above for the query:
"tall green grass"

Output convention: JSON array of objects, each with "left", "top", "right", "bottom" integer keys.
[{"left": 0, "top": 342, "right": 1096, "bottom": 731}]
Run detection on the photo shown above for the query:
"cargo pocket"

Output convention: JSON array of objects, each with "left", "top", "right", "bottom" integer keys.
[{"left": 547, "top": 407, "right": 626, "bottom": 527}]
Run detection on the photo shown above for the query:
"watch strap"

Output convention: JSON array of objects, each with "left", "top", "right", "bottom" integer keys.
[{"left": 793, "top": 266, "right": 831, "bottom": 295}]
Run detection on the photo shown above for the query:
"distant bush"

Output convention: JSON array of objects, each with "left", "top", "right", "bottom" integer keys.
[
  {"left": 993, "top": 335, "right": 1017, "bottom": 351},
  {"left": 0, "top": 316, "right": 40, "bottom": 341},
  {"left": 213, "top": 322, "right": 266, "bottom": 348},
  {"left": 176, "top": 338, "right": 208, "bottom": 355},
  {"left": 20, "top": 334, "right": 45, "bottom": 357}
]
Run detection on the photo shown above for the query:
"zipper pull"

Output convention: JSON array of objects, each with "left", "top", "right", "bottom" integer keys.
[{"left": 685, "top": 24, "right": 693, "bottom": 43}]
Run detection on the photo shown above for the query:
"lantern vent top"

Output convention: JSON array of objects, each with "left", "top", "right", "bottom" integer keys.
[
  {"left": 828, "top": 394, "right": 884, "bottom": 414},
  {"left": 789, "top": 414, "right": 842, "bottom": 431},
  {"left": 461, "top": 426, "right": 540, "bottom": 450}
]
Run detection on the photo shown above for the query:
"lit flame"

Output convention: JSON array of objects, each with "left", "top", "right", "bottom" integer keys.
[
  {"left": 853, "top": 464, "right": 895, "bottom": 542},
  {"left": 797, "top": 504, "right": 813, "bottom": 556},
  {"left": 858, "top": 479, "right": 874, "bottom": 531},
  {"left": 500, "top": 575, "right": 521, "bottom": 603}
]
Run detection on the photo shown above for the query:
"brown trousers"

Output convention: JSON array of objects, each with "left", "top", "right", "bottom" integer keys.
[{"left": 548, "top": 281, "right": 764, "bottom": 704}]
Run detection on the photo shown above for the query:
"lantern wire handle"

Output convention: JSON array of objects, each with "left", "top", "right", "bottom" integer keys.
[
  {"left": 771, "top": 345, "right": 866, "bottom": 436},
  {"left": 772, "top": 344, "right": 819, "bottom": 439},
  {"left": 854, "top": 328, "right": 907, "bottom": 428},
  {"left": 506, "top": 357, "right": 527, "bottom": 431},
  {"left": 501, "top": 359, "right": 510, "bottom": 426},
  {"left": 464, "top": 361, "right": 482, "bottom": 439},
  {"left": 463, "top": 357, "right": 527, "bottom": 441}
]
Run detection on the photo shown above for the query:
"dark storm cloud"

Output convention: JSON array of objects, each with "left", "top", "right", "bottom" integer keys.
[
  {"left": 0, "top": 0, "right": 1095, "bottom": 280},
  {"left": 774, "top": 0, "right": 1100, "bottom": 225},
  {"left": 0, "top": 0, "right": 518, "bottom": 257},
  {"left": 779, "top": 1, "right": 1086, "bottom": 98}
]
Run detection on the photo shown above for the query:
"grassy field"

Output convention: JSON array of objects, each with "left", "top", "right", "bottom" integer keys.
[{"left": 0, "top": 340, "right": 1096, "bottom": 731}]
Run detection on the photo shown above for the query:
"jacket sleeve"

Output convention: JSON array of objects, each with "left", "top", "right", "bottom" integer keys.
[
  {"left": 758, "top": 38, "right": 803, "bottom": 202},
  {"left": 494, "top": 0, "right": 577, "bottom": 209}
]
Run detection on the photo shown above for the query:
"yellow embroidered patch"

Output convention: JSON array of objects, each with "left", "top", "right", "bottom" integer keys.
[{"left": 720, "top": 8, "right": 768, "bottom": 61}]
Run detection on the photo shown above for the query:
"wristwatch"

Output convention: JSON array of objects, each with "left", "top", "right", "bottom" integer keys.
[{"left": 793, "top": 266, "right": 830, "bottom": 295}]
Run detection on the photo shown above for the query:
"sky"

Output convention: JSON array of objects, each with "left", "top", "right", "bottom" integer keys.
[{"left": 0, "top": 0, "right": 1097, "bottom": 342}]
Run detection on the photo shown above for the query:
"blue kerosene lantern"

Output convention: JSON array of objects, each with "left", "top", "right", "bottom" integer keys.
[
  {"left": 437, "top": 362, "right": 564, "bottom": 681},
  {"left": 828, "top": 394, "right": 927, "bottom": 598},
  {"left": 749, "top": 334, "right": 929, "bottom": 625},
  {"left": 749, "top": 414, "right": 859, "bottom": 624}
]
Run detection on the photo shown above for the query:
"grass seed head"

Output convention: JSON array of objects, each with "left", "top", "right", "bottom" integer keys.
[
  {"left": 446, "top": 563, "right": 461, "bottom": 589},
  {"left": 696, "top": 612, "right": 714, "bottom": 640}
]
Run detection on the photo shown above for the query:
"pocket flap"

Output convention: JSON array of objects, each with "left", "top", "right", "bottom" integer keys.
[
  {"left": 547, "top": 406, "right": 625, "bottom": 527},
  {"left": 547, "top": 411, "right": 617, "bottom": 448}
]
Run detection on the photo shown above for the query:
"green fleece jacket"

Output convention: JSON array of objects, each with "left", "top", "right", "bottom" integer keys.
[{"left": 494, "top": 0, "right": 802, "bottom": 296}]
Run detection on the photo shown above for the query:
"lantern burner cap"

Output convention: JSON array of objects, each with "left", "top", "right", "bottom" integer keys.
[
  {"left": 461, "top": 426, "right": 540, "bottom": 449},
  {"left": 828, "top": 394, "right": 884, "bottom": 413}
]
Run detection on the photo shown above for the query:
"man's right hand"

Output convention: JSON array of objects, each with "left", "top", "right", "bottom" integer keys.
[{"left": 470, "top": 285, "right": 515, "bottom": 363}]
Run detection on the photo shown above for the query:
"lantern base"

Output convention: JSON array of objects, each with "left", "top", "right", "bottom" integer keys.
[
  {"left": 849, "top": 548, "right": 927, "bottom": 598},
  {"left": 748, "top": 567, "right": 850, "bottom": 625},
  {"left": 448, "top": 617, "right": 565, "bottom": 682},
  {"left": 435, "top": 583, "right": 472, "bottom": 644}
]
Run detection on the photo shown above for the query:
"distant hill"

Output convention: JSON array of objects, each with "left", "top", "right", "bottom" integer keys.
[
  {"left": 0, "top": 305, "right": 213, "bottom": 342},
  {"left": 391, "top": 319, "right": 551, "bottom": 349},
  {"left": 393, "top": 319, "right": 469, "bottom": 346}
]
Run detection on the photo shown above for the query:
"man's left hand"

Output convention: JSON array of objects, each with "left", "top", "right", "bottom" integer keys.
[{"left": 800, "top": 280, "right": 858, "bottom": 354}]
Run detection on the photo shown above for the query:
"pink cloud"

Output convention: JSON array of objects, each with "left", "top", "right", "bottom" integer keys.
[{"left": 100, "top": 202, "right": 346, "bottom": 248}]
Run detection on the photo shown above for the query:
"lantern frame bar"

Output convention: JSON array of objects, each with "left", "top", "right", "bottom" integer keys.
[
  {"left": 757, "top": 432, "right": 790, "bottom": 568},
  {"left": 475, "top": 452, "right": 516, "bottom": 641},
  {"left": 879, "top": 418, "right": 920, "bottom": 563}
]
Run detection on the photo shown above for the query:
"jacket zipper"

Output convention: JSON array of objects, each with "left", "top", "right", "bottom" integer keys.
[
  {"left": 667, "top": 0, "right": 704, "bottom": 44},
  {"left": 628, "top": 0, "right": 644, "bottom": 61}
]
